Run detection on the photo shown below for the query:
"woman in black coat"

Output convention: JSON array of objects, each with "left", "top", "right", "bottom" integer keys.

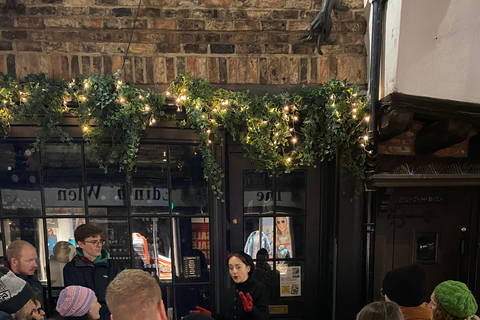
[{"left": 192, "top": 252, "right": 269, "bottom": 320}]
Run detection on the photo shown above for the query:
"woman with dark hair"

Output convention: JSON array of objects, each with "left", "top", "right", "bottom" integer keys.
[
  {"left": 53, "top": 286, "right": 101, "bottom": 320},
  {"left": 356, "top": 301, "right": 404, "bottom": 320},
  {"left": 192, "top": 252, "right": 269, "bottom": 320}
]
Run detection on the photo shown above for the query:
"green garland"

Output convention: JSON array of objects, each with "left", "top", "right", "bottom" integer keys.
[{"left": 0, "top": 72, "right": 369, "bottom": 199}]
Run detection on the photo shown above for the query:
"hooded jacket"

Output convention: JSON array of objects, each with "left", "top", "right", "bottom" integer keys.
[
  {"left": 0, "top": 311, "right": 15, "bottom": 320},
  {"left": 63, "top": 248, "right": 122, "bottom": 320}
]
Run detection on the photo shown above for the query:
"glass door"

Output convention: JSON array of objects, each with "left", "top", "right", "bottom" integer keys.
[{"left": 228, "top": 153, "right": 322, "bottom": 319}]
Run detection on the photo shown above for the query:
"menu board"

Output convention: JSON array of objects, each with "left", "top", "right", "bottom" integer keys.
[{"left": 183, "top": 256, "right": 201, "bottom": 278}]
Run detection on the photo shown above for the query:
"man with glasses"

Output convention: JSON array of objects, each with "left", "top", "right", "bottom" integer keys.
[{"left": 63, "top": 224, "right": 123, "bottom": 320}]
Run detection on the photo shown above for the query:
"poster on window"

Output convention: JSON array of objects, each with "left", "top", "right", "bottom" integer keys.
[
  {"left": 191, "top": 222, "right": 210, "bottom": 265},
  {"left": 280, "top": 266, "right": 301, "bottom": 297},
  {"left": 275, "top": 216, "right": 293, "bottom": 259}
]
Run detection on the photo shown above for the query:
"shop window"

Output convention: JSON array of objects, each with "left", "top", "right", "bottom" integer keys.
[
  {"left": 276, "top": 171, "right": 306, "bottom": 215},
  {"left": 175, "top": 285, "right": 211, "bottom": 319},
  {"left": 46, "top": 218, "right": 82, "bottom": 287},
  {"left": 171, "top": 146, "right": 208, "bottom": 215},
  {"left": 175, "top": 217, "right": 210, "bottom": 283},
  {"left": 244, "top": 217, "right": 274, "bottom": 258},
  {"left": 3, "top": 219, "right": 47, "bottom": 282},
  {"left": 131, "top": 217, "right": 172, "bottom": 282},
  {"left": 88, "top": 218, "right": 130, "bottom": 268},
  {"left": 85, "top": 147, "right": 128, "bottom": 216},
  {"left": 131, "top": 145, "right": 169, "bottom": 215},
  {"left": 43, "top": 144, "right": 85, "bottom": 216},
  {"left": 243, "top": 172, "right": 273, "bottom": 214},
  {"left": 0, "top": 143, "right": 42, "bottom": 216}
]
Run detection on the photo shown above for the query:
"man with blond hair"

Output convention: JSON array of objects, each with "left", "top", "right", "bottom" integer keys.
[
  {"left": 106, "top": 269, "right": 167, "bottom": 320},
  {"left": 5, "top": 240, "right": 43, "bottom": 308}
]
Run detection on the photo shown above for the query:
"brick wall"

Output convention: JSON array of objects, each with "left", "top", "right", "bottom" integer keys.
[{"left": 0, "top": 0, "right": 366, "bottom": 87}]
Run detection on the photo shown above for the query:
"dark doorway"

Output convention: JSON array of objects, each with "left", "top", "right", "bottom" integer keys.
[{"left": 374, "top": 187, "right": 479, "bottom": 302}]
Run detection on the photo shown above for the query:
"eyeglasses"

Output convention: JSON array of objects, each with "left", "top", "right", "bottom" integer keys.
[
  {"left": 33, "top": 307, "right": 43, "bottom": 314},
  {"left": 82, "top": 239, "right": 105, "bottom": 246},
  {"left": 380, "top": 288, "right": 385, "bottom": 298}
]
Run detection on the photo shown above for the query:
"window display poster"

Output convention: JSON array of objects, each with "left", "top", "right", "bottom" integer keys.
[
  {"left": 191, "top": 222, "right": 210, "bottom": 265},
  {"left": 279, "top": 266, "right": 301, "bottom": 297}
]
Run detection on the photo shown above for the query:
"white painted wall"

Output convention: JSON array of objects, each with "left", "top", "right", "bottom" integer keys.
[{"left": 369, "top": 0, "right": 480, "bottom": 103}]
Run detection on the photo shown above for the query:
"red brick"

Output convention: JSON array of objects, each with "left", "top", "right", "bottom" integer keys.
[
  {"left": 228, "top": 57, "right": 237, "bottom": 83},
  {"left": 0, "top": 55, "right": 5, "bottom": 74},
  {"left": 234, "top": 21, "right": 261, "bottom": 31},
  {"left": 61, "top": 55, "right": 69, "bottom": 80},
  {"left": 248, "top": 58, "right": 258, "bottom": 84},
  {"left": 237, "top": 57, "right": 247, "bottom": 84},
  {"left": 259, "top": 0, "right": 284, "bottom": 8},
  {"left": 186, "top": 56, "right": 197, "bottom": 77},
  {"left": 197, "top": 57, "right": 207, "bottom": 79},
  {"left": 289, "top": 57, "right": 299, "bottom": 84},
  {"left": 148, "top": 20, "right": 176, "bottom": 30},
  {"left": 208, "top": 57, "right": 219, "bottom": 83},
  {"left": 50, "top": 55, "right": 61, "bottom": 79},
  {"left": 153, "top": 57, "right": 166, "bottom": 84}
]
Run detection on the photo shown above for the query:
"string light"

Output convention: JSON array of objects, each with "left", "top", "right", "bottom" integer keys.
[
  {"left": 180, "top": 95, "right": 186, "bottom": 101},
  {"left": 292, "top": 138, "right": 297, "bottom": 144},
  {"left": 83, "top": 126, "right": 88, "bottom": 132},
  {"left": 177, "top": 106, "right": 181, "bottom": 112},
  {"left": 293, "top": 116, "right": 298, "bottom": 121},
  {"left": 84, "top": 82, "right": 89, "bottom": 89},
  {"left": 365, "top": 116, "right": 370, "bottom": 122},
  {"left": 363, "top": 135, "right": 369, "bottom": 141},
  {"left": 151, "top": 118, "right": 156, "bottom": 124},
  {"left": 139, "top": 95, "right": 144, "bottom": 99},
  {"left": 352, "top": 115, "right": 356, "bottom": 119},
  {"left": 165, "top": 91, "right": 171, "bottom": 96},
  {"left": 144, "top": 105, "right": 150, "bottom": 112},
  {"left": 119, "top": 97, "right": 125, "bottom": 103},
  {"left": 82, "top": 96, "right": 86, "bottom": 101},
  {"left": 287, "top": 157, "right": 292, "bottom": 162},
  {"left": 176, "top": 98, "right": 181, "bottom": 103}
]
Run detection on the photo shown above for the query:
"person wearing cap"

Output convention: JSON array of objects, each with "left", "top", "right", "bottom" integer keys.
[
  {"left": 428, "top": 280, "right": 478, "bottom": 320},
  {"left": 382, "top": 264, "right": 432, "bottom": 320},
  {"left": 53, "top": 286, "right": 101, "bottom": 320},
  {"left": 5, "top": 240, "right": 44, "bottom": 309},
  {"left": 63, "top": 225, "right": 122, "bottom": 320},
  {"left": 0, "top": 266, "right": 37, "bottom": 320},
  {"left": 106, "top": 269, "right": 168, "bottom": 320},
  {"left": 191, "top": 252, "right": 269, "bottom": 320}
]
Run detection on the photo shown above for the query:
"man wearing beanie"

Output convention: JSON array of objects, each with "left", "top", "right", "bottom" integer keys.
[
  {"left": 382, "top": 264, "right": 432, "bottom": 320},
  {"left": 63, "top": 224, "right": 122, "bottom": 320},
  {"left": 0, "top": 267, "right": 37, "bottom": 320},
  {"left": 428, "top": 280, "right": 478, "bottom": 320}
]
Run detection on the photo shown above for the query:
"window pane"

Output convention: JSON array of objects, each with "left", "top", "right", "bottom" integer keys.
[
  {"left": 4, "top": 219, "right": 47, "bottom": 282},
  {"left": 131, "top": 145, "right": 169, "bottom": 215},
  {"left": 0, "top": 143, "right": 42, "bottom": 216},
  {"left": 88, "top": 218, "right": 130, "bottom": 268},
  {"left": 274, "top": 216, "right": 305, "bottom": 259},
  {"left": 276, "top": 171, "right": 306, "bottom": 214},
  {"left": 243, "top": 171, "right": 273, "bottom": 214},
  {"left": 244, "top": 217, "right": 274, "bottom": 258},
  {"left": 46, "top": 218, "right": 78, "bottom": 287},
  {"left": 131, "top": 217, "right": 172, "bottom": 283},
  {"left": 85, "top": 147, "right": 128, "bottom": 216},
  {"left": 174, "top": 217, "right": 210, "bottom": 283},
  {"left": 171, "top": 146, "right": 208, "bottom": 215},
  {"left": 43, "top": 144, "right": 85, "bottom": 216}
]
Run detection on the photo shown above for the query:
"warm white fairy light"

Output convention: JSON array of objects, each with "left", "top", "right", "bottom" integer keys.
[
  {"left": 293, "top": 116, "right": 298, "bottom": 121},
  {"left": 206, "top": 129, "right": 211, "bottom": 134},
  {"left": 212, "top": 108, "right": 217, "bottom": 112},
  {"left": 119, "top": 97, "right": 125, "bottom": 103},
  {"left": 82, "top": 96, "right": 87, "bottom": 101},
  {"left": 284, "top": 106, "right": 289, "bottom": 111},
  {"left": 352, "top": 108, "right": 357, "bottom": 113},
  {"left": 176, "top": 97, "right": 181, "bottom": 103},
  {"left": 363, "top": 135, "right": 369, "bottom": 141},
  {"left": 151, "top": 118, "right": 156, "bottom": 124},
  {"left": 177, "top": 106, "right": 181, "bottom": 112},
  {"left": 275, "top": 132, "right": 279, "bottom": 136},
  {"left": 289, "top": 128, "right": 294, "bottom": 132},
  {"left": 287, "top": 157, "right": 292, "bottom": 162},
  {"left": 3, "top": 100, "right": 7, "bottom": 104},
  {"left": 180, "top": 95, "right": 186, "bottom": 101},
  {"left": 208, "top": 140, "right": 212, "bottom": 144},
  {"left": 83, "top": 126, "right": 88, "bottom": 132},
  {"left": 352, "top": 115, "right": 357, "bottom": 119},
  {"left": 145, "top": 105, "right": 150, "bottom": 112},
  {"left": 196, "top": 105, "right": 200, "bottom": 109},
  {"left": 165, "top": 91, "right": 171, "bottom": 96},
  {"left": 292, "top": 138, "right": 297, "bottom": 144},
  {"left": 84, "top": 82, "right": 89, "bottom": 89},
  {"left": 365, "top": 116, "right": 370, "bottom": 122},
  {"left": 139, "top": 95, "right": 143, "bottom": 99}
]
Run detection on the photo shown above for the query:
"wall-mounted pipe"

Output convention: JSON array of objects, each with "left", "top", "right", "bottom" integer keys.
[{"left": 364, "top": 0, "right": 386, "bottom": 304}]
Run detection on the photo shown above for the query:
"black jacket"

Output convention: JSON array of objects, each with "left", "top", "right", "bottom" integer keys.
[
  {"left": 224, "top": 276, "right": 269, "bottom": 320},
  {"left": 63, "top": 250, "right": 122, "bottom": 320}
]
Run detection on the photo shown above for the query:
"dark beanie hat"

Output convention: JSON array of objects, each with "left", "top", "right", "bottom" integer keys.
[
  {"left": 240, "top": 252, "right": 255, "bottom": 276},
  {"left": 382, "top": 264, "right": 428, "bottom": 307},
  {"left": 0, "top": 267, "right": 34, "bottom": 314}
]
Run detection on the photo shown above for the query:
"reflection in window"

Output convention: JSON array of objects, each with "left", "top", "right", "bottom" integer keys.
[
  {"left": 244, "top": 217, "right": 274, "bottom": 258},
  {"left": 171, "top": 146, "right": 208, "bottom": 215},
  {"left": 43, "top": 144, "right": 85, "bottom": 216},
  {"left": 243, "top": 172, "right": 273, "bottom": 214},
  {"left": 4, "top": 219, "right": 46, "bottom": 282},
  {"left": 131, "top": 217, "right": 172, "bottom": 281},
  {"left": 88, "top": 218, "right": 130, "bottom": 268},
  {"left": 174, "top": 217, "right": 210, "bottom": 283},
  {"left": 85, "top": 146, "right": 128, "bottom": 216},
  {"left": 0, "top": 144, "right": 42, "bottom": 216},
  {"left": 46, "top": 218, "right": 80, "bottom": 287}
]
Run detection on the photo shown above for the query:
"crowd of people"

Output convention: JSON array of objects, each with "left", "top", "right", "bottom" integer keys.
[{"left": 0, "top": 223, "right": 479, "bottom": 320}]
